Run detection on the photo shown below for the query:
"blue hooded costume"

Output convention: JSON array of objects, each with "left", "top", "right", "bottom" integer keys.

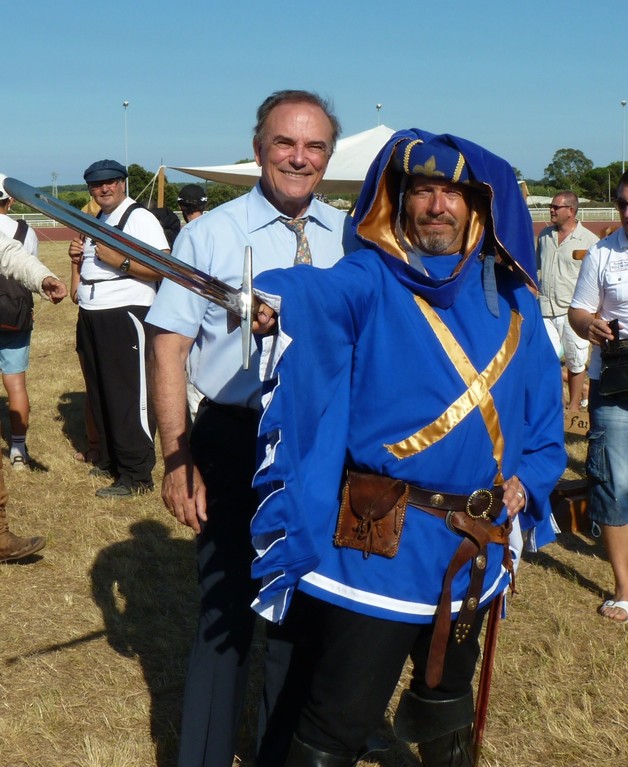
[{"left": 251, "top": 129, "right": 566, "bottom": 626}]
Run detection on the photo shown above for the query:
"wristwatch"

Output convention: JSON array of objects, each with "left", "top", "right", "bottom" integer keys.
[{"left": 119, "top": 257, "right": 131, "bottom": 273}]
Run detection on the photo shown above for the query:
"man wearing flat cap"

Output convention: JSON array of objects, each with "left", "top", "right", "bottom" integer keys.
[
  {"left": 68, "top": 159, "right": 169, "bottom": 497},
  {"left": 251, "top": 129, "right": 566, "bottom": 766}
]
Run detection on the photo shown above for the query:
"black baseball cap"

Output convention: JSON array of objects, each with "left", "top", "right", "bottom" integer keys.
[{"left": 177, "top": 184, "right": 207, "bottom": 204}]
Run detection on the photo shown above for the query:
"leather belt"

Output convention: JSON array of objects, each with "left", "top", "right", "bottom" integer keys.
[
  {"left": 406, "top": 484, "right": 504, "bottom": 521},
  {"left": 406, "top": 481, "right": 512, "bottom": 689}
]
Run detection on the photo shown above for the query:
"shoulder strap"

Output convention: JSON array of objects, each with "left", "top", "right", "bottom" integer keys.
[
  {"left": 96, "top": 201, "right": 145, "bottom": 232},
  {"left": 13, "top": 219, "right": 28, "bottom": 245}
]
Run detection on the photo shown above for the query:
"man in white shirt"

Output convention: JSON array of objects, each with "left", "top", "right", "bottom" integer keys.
[
  {"left": 68, "top": 159, "right": 169, "bottom": 497},
  {"left": 536, "top": 191, "right": 598, "bottom": 410}
]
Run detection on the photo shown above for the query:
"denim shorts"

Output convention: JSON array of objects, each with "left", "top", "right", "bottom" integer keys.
[
  {"left": 587, "top": 380, "right": 628, "bottom": 526},
  {"left": 0, "top": 331, "right": 31, "bottom": 374}
]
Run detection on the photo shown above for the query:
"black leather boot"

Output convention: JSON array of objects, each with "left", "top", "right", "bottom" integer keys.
[
  {"left": 393, "top": 690, "right": 474, "bottom": 767},
  {"left": 284, "top": 735, "right": 355, "bottom": 767},
  {"left": 418, "top": 724, "right": 473, "bottom": 767}
]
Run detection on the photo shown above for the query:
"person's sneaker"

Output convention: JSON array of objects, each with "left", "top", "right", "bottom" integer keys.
[
  {"left": 10, "top": 453, "right": 30, "bottom": 470},
  {"left": 95, "top": 480, "right": 153, "bottom": 498}
]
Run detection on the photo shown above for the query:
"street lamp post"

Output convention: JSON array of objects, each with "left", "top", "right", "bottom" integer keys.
[
  {"left": 622, "top": 99, "right": 627, "bottom": 174},
  {"left": 123, "top": 100, "right": 129, "bottom": 194}
]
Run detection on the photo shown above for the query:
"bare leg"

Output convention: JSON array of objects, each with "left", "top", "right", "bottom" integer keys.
[
  {"left": 566, "top": 369, "right": 586, "bottom": 411},
  {"left": 598, "top": 523, "right": 628, "bottom": 622},
  {"left": 2, "top": 371, "right": 29, "bottom": 440}
]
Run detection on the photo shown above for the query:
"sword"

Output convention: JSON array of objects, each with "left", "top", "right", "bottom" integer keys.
[
  {"left": 2, "top": 176, "right": 254, "bottom": 369},
  {"left": 473, "top": 590, "right": 504, "bottom": 766}
]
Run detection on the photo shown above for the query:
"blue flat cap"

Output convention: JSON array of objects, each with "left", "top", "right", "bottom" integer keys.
[{"left": 83, "top": 159, "right": 128, "bottom": 184}]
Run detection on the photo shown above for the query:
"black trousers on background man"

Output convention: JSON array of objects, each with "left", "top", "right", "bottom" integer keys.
[
  {"left": 76, "top": 304, "right": 155, "bottom": 488},
  {"left": 178, "top": 400, "right": 261, "bottom": 767}
]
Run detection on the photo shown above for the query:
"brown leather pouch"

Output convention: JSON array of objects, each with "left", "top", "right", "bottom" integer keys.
[{"left": 334, "top": 470, "right": 409, "bottom": 558}]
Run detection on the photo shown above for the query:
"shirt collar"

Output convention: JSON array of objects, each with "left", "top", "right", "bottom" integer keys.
[{"left": 247, "top": 182, "right": 337, "bottom": 233}]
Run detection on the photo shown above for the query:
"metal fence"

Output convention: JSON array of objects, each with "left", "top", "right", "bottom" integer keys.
[
  {"left": 9, "top": 213, "right": 68, "bottom": 228},
  {"left": 10, "top": 208, "right": 622, "bottom": 228},
  {"left": 527, "top": 208, "right": 620, "bottom": 223}
]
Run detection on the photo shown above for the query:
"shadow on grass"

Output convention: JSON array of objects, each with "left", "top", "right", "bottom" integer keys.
[
  {"left": 3, "top": 521, "right": 198, "bottom": 765},
  {"left": 90, "top": 519, "right": 197, "bottom": 767},
  {"left": 56, "top": 389, "right": 89, "bottom": 458},
  {"left": 564, "top": 432, "right": 587, "bottom": 477},
  {"left": 523, "top": 531, "right": 608, "bottom": 601}
]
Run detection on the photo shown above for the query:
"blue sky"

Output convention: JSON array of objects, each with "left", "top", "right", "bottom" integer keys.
[{"left": 2, "top": 0, "right": 626, "bottom": 187}]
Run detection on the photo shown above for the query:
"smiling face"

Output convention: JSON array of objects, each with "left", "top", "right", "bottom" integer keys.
[
  {"left": 403, "top": 176, "right": 471, "bottom": 255},
  {"left": 88, "top": 178, "right": 126, "bottom": 214},
  {"left": 253, "top": 101, "right": 334, "bottom": 218}
]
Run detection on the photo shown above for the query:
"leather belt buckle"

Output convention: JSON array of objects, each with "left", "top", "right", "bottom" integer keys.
[{"left": 465, "top": 488, "right": 494, "bottom": 519}]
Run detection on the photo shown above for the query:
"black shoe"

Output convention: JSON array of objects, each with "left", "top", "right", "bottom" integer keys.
[
  {"left": 95, "top": 480, "right": 154, "bottom": 498},
  {"left": 96, "top": 480, "right": 132, "bottom": 498},
  {"left": 89, "top": 466, "right": 113, "bottom": 478}
]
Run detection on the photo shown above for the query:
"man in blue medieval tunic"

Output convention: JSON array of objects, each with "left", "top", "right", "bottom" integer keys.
[{"left": 250, "top": 129, "right": 566, "bottom": 767}]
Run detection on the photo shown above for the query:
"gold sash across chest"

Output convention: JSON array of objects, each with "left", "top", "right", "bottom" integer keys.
[{"left": 384, "top": 295, "right": 523, "bottom": 484}]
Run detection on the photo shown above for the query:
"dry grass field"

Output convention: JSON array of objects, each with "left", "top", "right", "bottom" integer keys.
[{"left": 0, "top": 241, "right": 626, "bottom": 767}]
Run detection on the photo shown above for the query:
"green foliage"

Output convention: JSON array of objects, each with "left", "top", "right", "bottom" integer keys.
[
  {"left": 205, "top": 183, "right": 248, "bottom": 210},
  {"left": 525, "top": 184, "right": 559, "bottom": 197},
  {"left": 128, "top": 164, "right": 179, "bottom": 210},
  {"left": 579, "top": 162, "right": 623, "bottom": 203},
  {"left": 544, "top": 148, "right": 593, "bottom": 193},
  {"left": 62, "top": 192, "right": 90, "bottom": 210}
]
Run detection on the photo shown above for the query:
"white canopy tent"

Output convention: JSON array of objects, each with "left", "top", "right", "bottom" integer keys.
[{"left": 169, "top": 124, "right": 395, "bottom": 195}]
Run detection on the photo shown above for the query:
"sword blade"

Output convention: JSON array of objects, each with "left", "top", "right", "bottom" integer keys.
[{"left": 3, "top": 176, "right": 248, "bottom": 321}]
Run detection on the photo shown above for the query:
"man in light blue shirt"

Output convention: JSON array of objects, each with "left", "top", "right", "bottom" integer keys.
[{"left": 147, "top": 90, "right": 357, "bottom": 767}]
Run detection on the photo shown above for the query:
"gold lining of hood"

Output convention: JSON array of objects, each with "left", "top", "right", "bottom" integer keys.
[{"left": 357, "top": 153, "right": 489, "bottom": 267}]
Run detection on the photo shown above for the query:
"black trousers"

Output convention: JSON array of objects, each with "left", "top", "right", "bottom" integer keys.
[
  {"left": 261, "top": 591, "right": 488, "bottom": 761},
  {"left": 76, "top": 305, "right": 155, "bottom": 487},
  {"left": 178, "top": 400, "right": 261, "bottom": 767}
]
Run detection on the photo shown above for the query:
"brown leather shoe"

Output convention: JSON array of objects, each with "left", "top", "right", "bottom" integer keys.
[{"left": 0, "top": 531, "right": 46, "bottom": 562}]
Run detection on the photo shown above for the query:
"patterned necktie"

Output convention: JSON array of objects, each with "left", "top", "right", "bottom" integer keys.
[{"left": 280, "top": 217, "right": 312, "bottom": 265}]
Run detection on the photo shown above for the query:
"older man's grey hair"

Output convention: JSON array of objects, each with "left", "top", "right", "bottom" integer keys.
[{"left": 253, "top": 90, "right": 341, "bottom": 154}]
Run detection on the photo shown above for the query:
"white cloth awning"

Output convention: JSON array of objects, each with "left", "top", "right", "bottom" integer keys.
[{"left": 170, "top": 125, "right": 395, "bottom": 195}]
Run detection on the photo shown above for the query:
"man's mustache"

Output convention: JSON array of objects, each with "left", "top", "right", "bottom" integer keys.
[{"left": 416, "top": 214, "right": 456, "bottom": 226}]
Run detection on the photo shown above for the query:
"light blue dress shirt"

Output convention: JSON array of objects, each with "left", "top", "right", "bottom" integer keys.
[{"left": 146, "top": 183, "right": 357, "bottom": 408}]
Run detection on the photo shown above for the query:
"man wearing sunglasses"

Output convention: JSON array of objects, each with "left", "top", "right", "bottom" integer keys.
[{"left": 536, "top": 191, "right": 598, "bottom": 410}]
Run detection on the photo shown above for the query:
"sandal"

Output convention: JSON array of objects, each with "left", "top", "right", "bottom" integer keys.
[{"left": 598, "top": 599, "right": 628, "bottom": 624}]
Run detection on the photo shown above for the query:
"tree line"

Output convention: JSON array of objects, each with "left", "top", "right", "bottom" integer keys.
[
  {"left": 21, "top": 164, "right": 248, "bottom": 216},
  {"left": 13, "top": 148, "right": 623, "bottom": 216},
  {"left": 526, "top": 148, "right": 623, "bottom": 202}
]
